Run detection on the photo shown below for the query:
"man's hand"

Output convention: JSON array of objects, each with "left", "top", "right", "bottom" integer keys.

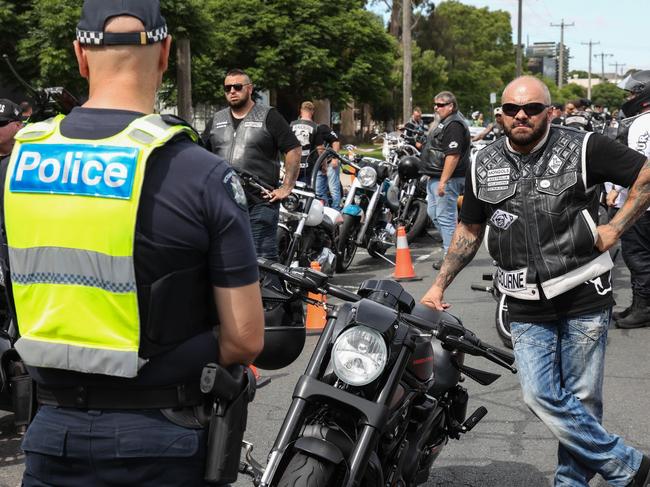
[
  {"left": 437, "top": 181, "right": 446, "bottom": 197},
  {"left": 420, "top": 285, "right": 450, "bottom": 311},
  {"left": 595, "top": 224, "right": 619, "bottom": 252},
  {"left": 267, "top": 185, "right": 292, "bottom": 202},
  {"left": 330, "top": 158, "right": 339, "bottom": 169},
  {"left": 606, "top": 189, "right": 619, "bottom": 207}
]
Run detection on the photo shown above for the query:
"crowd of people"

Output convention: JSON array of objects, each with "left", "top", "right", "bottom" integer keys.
[{"left": 1, "top": 0, "right": 650, "bottom": 485}]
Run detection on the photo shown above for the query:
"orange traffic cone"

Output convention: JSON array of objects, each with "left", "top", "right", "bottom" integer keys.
[
  {"left": 306, "top": 261, "right": 327, "bottom": 334},
  {"left": 393, "top": 225, "right": 422, "bottom": 282},
  {"left": 249, "top": 364, "right": 270, "bottom": 388}
]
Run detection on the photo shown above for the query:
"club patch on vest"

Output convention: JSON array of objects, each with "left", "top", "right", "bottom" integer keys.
[
  {"left": 485, "top": 167, "right": 511, "bottom": 191},
  {"left": 222, "top": 170, "right": 248, "bottom": 211},
  {"left": 497, "top": 267, "right": 527, "bottom": 292},
  {"left": 547, "top": 154, "right": 564, "bottom": 174},
  {"left": 10, "top": 143, "right": 138, "bottom": 200},
  {"left": 215, "top": 121, "right": 229, "bottom": 129},
  {"left": 244, "top": 121, "right": 263, "bottom": 128},
  {"left": 490, "top": 209, "right": 518, "bottom": 230}
]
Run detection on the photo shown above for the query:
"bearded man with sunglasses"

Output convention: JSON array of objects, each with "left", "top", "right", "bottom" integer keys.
[
  {"left": 204, "top": 69, "right": 301, "bottom": 261},
  {"left": 422, "top": 76, "right": 650, "bottom": 487}
]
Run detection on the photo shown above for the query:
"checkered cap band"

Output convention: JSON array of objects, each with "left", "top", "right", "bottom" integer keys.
[
  {"left": 12, "top": 272, "right": 136, "bottom": 294},
  {"left": 76, "top": 29, "right": 104, "bottom": 45},
  {"left": 76, "top": 25, "right": 168, "bottom": 45}
]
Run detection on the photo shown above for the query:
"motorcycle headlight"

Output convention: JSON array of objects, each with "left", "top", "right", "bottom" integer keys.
[
  {"left": 358, "top": 166, "right": 377, "bottom": 188},
  {"left": 332, "top": 326, "right": 387, "bottom": 386},
  {"left": 282, "top": 194, "right": 301, "bottom": 213}
]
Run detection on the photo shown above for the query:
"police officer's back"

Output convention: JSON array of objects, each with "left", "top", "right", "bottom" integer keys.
[{"left": 1, "top": 1, "right": 264, "bottom": 485}]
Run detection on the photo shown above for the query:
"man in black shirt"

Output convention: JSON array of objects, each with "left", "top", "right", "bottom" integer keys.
[
  {"left": 290, "top": 101, "right": 321, "bottom": 184},
  {"left": 204, "top": 68, "right": 301, "bottom": 261},
  {"left": 2, "top": 2, "right": 264, "bottom": 485},
  {"left": 420, "top": 91, "right": 470, "bottom": 269},
  {"left": 421, "top": 76, "right": 650, "bottom": 487},
  {"left": 314, "top": 124, "right": 343, "bottom": 209}
]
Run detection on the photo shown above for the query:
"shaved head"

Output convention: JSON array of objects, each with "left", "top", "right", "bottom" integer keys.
[{"left": 502, "top": 76, "right": 551, "bottom": 106}]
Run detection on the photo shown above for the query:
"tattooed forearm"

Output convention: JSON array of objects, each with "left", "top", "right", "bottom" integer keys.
[
  {"left": 610, "top": 159, "right": 650, "bottom": 235},
  {"left": 434, "top": 223, "right": 485, "bottom": 290}
]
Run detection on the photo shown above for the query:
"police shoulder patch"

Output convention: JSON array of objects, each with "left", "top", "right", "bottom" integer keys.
[{"left": 222, "top": 170, "right": 248, "bottom": 211}]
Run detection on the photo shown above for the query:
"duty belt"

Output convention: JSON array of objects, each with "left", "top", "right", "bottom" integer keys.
[{"left": 37, "top": 382, "right": 203, "bottom": 409}]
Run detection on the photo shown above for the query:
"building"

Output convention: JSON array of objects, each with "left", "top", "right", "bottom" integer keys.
[{"left": 526, "top": 42, "right": 570, "bottom": 86}]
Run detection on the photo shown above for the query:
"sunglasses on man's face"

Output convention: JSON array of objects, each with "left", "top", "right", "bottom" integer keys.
[
  {"left": 501, "top": 103, "right": 549, "bottom": 117},
  {"left": 434, "top": 102, "right": 451, "bottom": 108},
  {"left": 224, "top": 83, "right": 251, "bottom": 93}
]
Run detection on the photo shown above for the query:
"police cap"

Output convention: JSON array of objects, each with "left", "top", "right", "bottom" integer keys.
[
  {"left": 76, "top": 0, "right": 168, "bottom": 47},
  {"left": 0, "top": 99, "right": 22, "bottom": 123}
]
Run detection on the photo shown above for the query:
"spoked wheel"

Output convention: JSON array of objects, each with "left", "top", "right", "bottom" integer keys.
[
  {"left": 495, "top": 293, "right": 512, "bottom": 349},
  {"left": 276, "top": 453, "right": 337, "bottom": 487},
  {"left": 336, "top": 214, "right": 359, "bottom": 273},
  {"left": 403, "top": 199, "right": 428, "bottom": 242}
]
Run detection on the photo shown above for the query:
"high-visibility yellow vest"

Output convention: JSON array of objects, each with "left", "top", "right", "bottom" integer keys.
[{"left": 4, "top": 114, "right": 197, "bottom": 378}]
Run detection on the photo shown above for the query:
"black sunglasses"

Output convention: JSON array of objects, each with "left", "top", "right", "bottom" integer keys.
[
  {"left": 434, "top": 102, "right": 451, "bottom": 108},
  {"left": 224, "top": 83, "right": 251, "bottom": 93},
  {"left": 501, "top": 103, "right": 549, "bottom": 117}
]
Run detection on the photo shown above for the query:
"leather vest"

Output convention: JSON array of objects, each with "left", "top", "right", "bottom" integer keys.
[
  {"left": 208, "top": 104, "right": 280, "bottom": 188},
  {"left": 420, "top": 112, "right": 470, "bottom": 177},
  {"left": 615, "top": 112, "right": 646, "bottom": 146},
  {"left": 473, "top": 126, "right": 613, "bottom": 301}
]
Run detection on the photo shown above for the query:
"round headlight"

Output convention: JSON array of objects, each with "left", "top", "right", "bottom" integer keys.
[
  {"left": 358, "top": 166, "right": 377, "bottom": 188},
  {"left": 282, "top": 194, "right": 301, "bottom": 213},
  {"left": 332, "top": 326, "right": 387, "bottom": 386}
]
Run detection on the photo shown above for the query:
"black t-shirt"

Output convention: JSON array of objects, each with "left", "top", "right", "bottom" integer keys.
[
  {"left": 440, "top": 120, "right": 468, "bottom": 178},
  {"left": 0, "top": 107, "right": 259, "bottom": 386},
  {"left": 460, "top": 132, "right": 647, "bottom": 321},
  {"left": 290, "top": 118, "right": 320, "bottom": 183},
  {"left": 316, "top": 124, "right": 339, "bottom": 147}
]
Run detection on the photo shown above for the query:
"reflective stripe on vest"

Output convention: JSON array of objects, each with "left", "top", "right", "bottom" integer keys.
[{"left": 4, "top": 114, "right": 197, "bottom": 377}]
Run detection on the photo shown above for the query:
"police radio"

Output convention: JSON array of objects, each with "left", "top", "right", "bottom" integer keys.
[{"left": 2, "top": 54, "right": 80, "bottom": 122}]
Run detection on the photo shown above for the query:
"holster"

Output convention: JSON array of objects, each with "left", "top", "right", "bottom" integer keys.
[{"left": 201, "top": 363, "right": 256, "bottom": 485}]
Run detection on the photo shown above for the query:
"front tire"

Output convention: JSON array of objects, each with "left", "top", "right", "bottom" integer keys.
[
  {"left": 495, "top": 293, "right": 512, "bottom": 349},
  {"left": 276, "top": 453, "right": 337, "bottom": 487},
  {"left": 404, "top": 199, "right": 428, "bottom": 242},
  {"left": 336, "top": 215, "right": 359, "bottom": 273},
  {"left": 277, "top": 227, "right": 292, "bottom": 266}
]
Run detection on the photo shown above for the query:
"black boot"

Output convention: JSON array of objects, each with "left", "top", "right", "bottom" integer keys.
[
  {"left": 613, "top": 295, "right": 637, "bottom": 321},
  {"left": 616, "top": 296, "right": 650, "bottom": 329}
]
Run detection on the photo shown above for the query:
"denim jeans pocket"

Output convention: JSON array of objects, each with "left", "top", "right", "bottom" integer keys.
[
  {"left": 509, "top": 322, "right": 534, "bottom": 346},
  {"left": 116, "top": 422, "right": 202, "bottom": 458},
  {"left": 565, "top": 309, "right": 610, "bottom": 344},
  {"left": 510, "top": 322, "right": 556, "bottom": 350}
]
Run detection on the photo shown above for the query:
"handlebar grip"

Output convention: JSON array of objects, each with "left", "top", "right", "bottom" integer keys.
[
  {"left": 485, "top": 345, "right": 516, "bottom": 366},
  {"left": 326, "top": 285, "right": 361, "bottom": 302}
]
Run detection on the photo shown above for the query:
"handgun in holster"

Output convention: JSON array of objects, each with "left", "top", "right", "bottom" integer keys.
[{"left": 200, "top": 363, "right": 256, "bottom": 485}]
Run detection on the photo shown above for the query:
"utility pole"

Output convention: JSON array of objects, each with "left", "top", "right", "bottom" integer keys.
[
  {"left": 594, "top": 51, "right": 613, "bottom": 81},
  {"left": 580, "top": 40, "right": 599, "bottom": 99},
  {"left": 610, "top": 62, "right": 627, "bottom": 83},
  {"left": 516, "top": 0, "right": 523, "bottom": 77},
  {"left": 550, "top": 19, "right": 574, "bottom": 88},
  {"left": 402, "top": 0, "right": 412, "bottom": 124}
]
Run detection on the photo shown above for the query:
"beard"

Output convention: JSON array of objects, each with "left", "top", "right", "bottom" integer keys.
[
  {"left": 227, "top": 92, "right": 250, "bottom": 109},
  {"left": 504, "top": 117, "right": 548, "bottom": 147}
]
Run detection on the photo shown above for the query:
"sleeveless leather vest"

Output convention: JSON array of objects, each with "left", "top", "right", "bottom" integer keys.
[
  {"left": 472, "top": 126, "right": 613, "bottom": 301},
  {"left": 615, "top": 112, "right": 647, "bottom": 146},
  {"left": 208, "top": 104, "right": 280, "bottom": 188},
  {"left": 420, "top": 112, "right": 470, "bottom": 177}
]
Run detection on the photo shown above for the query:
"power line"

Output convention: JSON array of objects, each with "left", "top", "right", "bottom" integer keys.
[
  {"left": 550, "top": 19, "right": 574, "bottom": 88},
  {"left": 594, "top": 51, "right": 613, "bottom": 81},
  {"left": 609, "top": 62, "right": 627, "bottom": 83},
  {"left": 580, "top": 40, "right": 600, "bottom": 99}
]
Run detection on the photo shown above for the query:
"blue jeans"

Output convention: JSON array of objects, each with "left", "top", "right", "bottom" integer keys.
[
  {"left": 22, "top": 406, "right": 208, "bottom": 486},
  {"left": 249, "top": 202, "right": 280, "bottom": 261},
  {"left": 426, "top": 176, "right": 464, "bottom": 253},
  {"left": 510, "top": 309, "right": 642, "bottom": 486},
  {"left": 316, "top": 164, "right": 342, "bottom": 210}
]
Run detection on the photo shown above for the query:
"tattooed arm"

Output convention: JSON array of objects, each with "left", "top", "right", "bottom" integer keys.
[
  {"left": 421, "top": 222, "right": 486, "bottom": 310},
  {"left": 596, "top": 159, "right": 650, "bottom": 251}
]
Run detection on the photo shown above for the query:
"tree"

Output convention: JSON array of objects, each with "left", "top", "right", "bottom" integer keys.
[
  {"left": 592, "top": 82, "right": 626, "bottom": 110},
  {"left": 559, "top": 83, "right": 587, "bottom": 103}
]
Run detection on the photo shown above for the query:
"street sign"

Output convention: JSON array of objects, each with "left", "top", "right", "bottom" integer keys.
[{"left": 490, "top": 92, "right": 497, "bottom": 105}]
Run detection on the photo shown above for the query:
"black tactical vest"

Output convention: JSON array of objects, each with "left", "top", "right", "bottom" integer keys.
[
  {"left": 420, "top": 112, "right": 470, "bottom": 178},
  {"left": 208, "top": 104, "right": 280, "bottom": 189},
  {"left": 473, "top": 126, "right": 613, "bottom": 300}
]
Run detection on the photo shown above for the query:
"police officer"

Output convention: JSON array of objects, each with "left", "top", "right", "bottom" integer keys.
[
  {"left": 420, "top": 91, "right": 470, "bottom": 269},
  {"left": 422, "top": 76, "right": 650, "bottom": 487},
  {"left": 290, "top": 100, "right": 321, "bottom": 184},
  {"left": 2, "top": 1, "right": 264, "bottom": 485},
  {"left": 608, "top": 70, "right": 650, "bottom": 329},
  {"left": 0, "top": 99, "right": 23, "bottom": 158},
  {"left": 204, "top": 69, "right": 301, "bottom": 262}
]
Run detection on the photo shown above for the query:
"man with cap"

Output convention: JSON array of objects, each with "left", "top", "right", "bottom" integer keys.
[
  {"left": 472, "top": 107, "right": 505, "bottom": 142},
  {"left": 203, "top": 69, "right": 301, "bottom": 262},
  {"left": 2, "top": 1, "right": 264, "bottom": 485},
  {"left": 0, "top": 99, "right": 23, "bottom": 158}
]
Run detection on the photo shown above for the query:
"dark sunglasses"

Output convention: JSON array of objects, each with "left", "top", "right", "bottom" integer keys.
[
  {"left": 434, "top": 102, "right": 451, "bottom": 108},
  {"left": 501, "top": 103, "right": 549, "bottom": 117},
  {"left": 223, "top": 83, "right": 251, "bottom": 93}
]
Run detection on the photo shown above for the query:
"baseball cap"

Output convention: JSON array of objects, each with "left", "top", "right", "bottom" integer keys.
[
  {"left": 493, "top": 107, "right": 503, "bottom": 116},
  {"left": 76, "top": 0, "right": 168, "bottom": 46},
  {"left": 0, "top": 99, "right": 22, "bottom": 123}
]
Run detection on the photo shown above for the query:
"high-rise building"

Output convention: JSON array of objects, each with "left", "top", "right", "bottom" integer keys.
[{"left": 526, "top": 42, "right": 570, "bottom": 86}]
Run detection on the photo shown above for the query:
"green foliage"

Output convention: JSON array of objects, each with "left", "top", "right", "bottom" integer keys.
[
  {"left": 591, "top": 82, "right": 627, "bottom": 110},
  {"left": 411, "top": 45, "right": 448, "bottom": 109},
  {"left": 559, "top": 83, "right": 587, "bottom": 103}
]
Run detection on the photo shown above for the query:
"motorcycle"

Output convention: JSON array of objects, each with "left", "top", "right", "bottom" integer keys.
[
  {"left": 242, "top": 258, "right": 517, "bottom": 487},
  {"left": 320, "top": 148, "right": 399, "bottom": 273},
  {"left": 471, "top": 267, "right": 511, "bottom": 349}
]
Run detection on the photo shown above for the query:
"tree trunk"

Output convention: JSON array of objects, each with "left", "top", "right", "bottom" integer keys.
[
  {"left": 176, "top": 38, "right": 193, "bottom": 122},
  {"left": 389, "top": 1, "right": 401, "bottom": 38},
  {"left": 341, "top": 102, "right": 355, "bottom": 144}
]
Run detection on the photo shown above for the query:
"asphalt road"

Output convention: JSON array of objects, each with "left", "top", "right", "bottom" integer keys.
[{"left": 0, "top": 232, "right": 648, "bottom": 487}]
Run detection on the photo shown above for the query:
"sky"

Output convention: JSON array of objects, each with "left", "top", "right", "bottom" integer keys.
[{"left": 373, "top": 0, "right": 649, "bottom": 76}]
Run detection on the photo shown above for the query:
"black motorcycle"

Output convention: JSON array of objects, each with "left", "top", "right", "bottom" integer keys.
[
  {"left": 242, "top": 258, "right": 516, "bottom": 487},
  {"left": 393, "top": 156, "right": 429, "bottom": 242}
]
